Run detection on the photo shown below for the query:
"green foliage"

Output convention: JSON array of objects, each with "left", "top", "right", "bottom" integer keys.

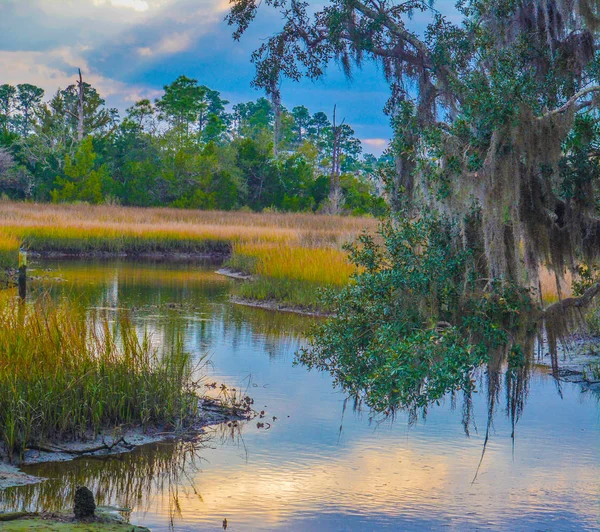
[
  {"left": 573, "top": 263, "right": 600, "bottom": 297},
  {"left": 51, "top": 137, "right": 111, "bottom": 204},
  {"left": 298, "top": 212, "right": 534, "bottom": 414},
  {"left": 0, "top": 74, "right": 386, "bottom": 215}
]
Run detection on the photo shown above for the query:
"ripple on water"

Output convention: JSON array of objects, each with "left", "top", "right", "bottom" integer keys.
[{"left": 3, "top": 259, "right": 599, "bottom": 531}]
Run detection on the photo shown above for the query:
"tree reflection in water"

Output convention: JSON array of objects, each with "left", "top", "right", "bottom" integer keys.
[{"left": 0, "top": 424, "right": 244, "bottom": 530}]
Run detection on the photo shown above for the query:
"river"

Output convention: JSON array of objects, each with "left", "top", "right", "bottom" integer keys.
[{"left": 1, "top": 259, "right": 598, "bottom": 531}]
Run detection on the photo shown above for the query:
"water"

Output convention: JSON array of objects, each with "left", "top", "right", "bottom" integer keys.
[{"left": 1, "top": 259, "right": 599, "bottom": 531}]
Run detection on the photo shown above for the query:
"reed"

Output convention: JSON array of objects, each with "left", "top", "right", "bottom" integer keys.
[
  {"left": 0, "top": 233, "right": 19, "bottom": 270},
  {"left": 226, "top": 242, "right": 357, "bottom": 308},
  {"left": 0, "top": 202, "right": 376, "bottom": 252},
  {"left": 0, "top": 201, "right": 375, "bottom": 307},
  {"left": 0, "top": 294, "right": 201, "bottom": 462},
  {"left": 230, "top": 242, "right": 355, "bottom": 285}
]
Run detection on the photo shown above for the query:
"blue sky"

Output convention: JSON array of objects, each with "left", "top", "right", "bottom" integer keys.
[{"left": 0, "top": 0, "right": 457, "bottom": 155}]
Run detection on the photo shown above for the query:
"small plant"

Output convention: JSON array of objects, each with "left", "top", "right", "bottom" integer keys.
[{"left": 572, "top": 263, "right": 600, "bottom": 297}]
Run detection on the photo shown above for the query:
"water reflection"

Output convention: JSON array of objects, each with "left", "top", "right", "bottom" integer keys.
[{"left": 1, "top": 259, "right": 599, "bottom": 530}]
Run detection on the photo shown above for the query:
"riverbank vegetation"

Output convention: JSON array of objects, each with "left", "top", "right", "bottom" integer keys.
[
  {"left": 0, "top": 294, "right": 202, "bottom": 462},
  {"left": 0, "top": 201, "right": 376, "bottom": 307},
  {"left": 0, "top": 76, "right": 387, "bottom": 217},
  {"left": 233, "top": 0, "right": 600, "bottom": 418}
]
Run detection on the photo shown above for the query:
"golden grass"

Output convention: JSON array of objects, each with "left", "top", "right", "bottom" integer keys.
[
  {"left": 0, "top": 202, "right": 376, "bottom": 300},
  {"left": 537, "top": 267, "right": 573, "bottom": 305},
  {"left": 231, "top": 242, "right": 356, "bottom": 286},
  {"left": 0, "top": 201, "right": 375, "bottom": 249},
  {"left": 0, "top": 233, "right": 19, "bottom": 270},
  {"left": 0, "top": 293, "right": 201, "bottom": 461}
]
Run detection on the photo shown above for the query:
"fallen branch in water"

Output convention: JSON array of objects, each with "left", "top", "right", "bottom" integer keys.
[
  {"left": 27, "top": 437, "right": 132, "bottom": 456},
  {"left": 542, "top": 280, "right": 600, "bottom": 316}
]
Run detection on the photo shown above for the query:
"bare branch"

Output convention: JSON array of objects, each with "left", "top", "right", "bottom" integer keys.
[{"left": 542, "top": 85, "right": 600, "bottom": 118}]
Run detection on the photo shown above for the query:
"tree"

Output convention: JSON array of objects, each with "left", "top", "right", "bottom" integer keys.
[
  {"left": 155, "top": 76, "right": 206, "bottom": 136},
  {"left": 51, "top": 136, "right": 110, "bottom": 204},
  {"left": 0, "top": 147, "right": 14, "bottom": 176},
  {"left": 291, "top": 105, "right": 310, "bottom": 144},
  {"left": 125, "top": 99, "right": 156, "bottom": 134},
  {"left": 228, "top": 0, "right": 600, "bottom": 419},
  {"left": 232, "top": 98, "right": 274, "bottom": 139},
  {"left": 0, "top": 85, "right": 17, "bottom": 136},
  {"left": 198, "top": 86, "right": 231, "bottom": 138},
  {"left": 16, "top": 84, "right": 44, "bottom": 137},
  {"left": 60, "top": 73, "right": 114, "bottom": 140},
  {"left": 228, "top": 0, "right": 600, "bottom": 304},
  {"left": 308, "top": 112, "right": 330, "bottom": 142}
]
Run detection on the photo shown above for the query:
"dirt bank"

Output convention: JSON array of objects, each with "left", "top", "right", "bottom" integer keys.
[{"left": 0, "top": 397, "right": 251, "bottom": 490}]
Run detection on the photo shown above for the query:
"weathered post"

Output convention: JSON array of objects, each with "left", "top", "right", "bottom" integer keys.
[{"left": 18, "top": 248, "right": 26, "bottom": 300}]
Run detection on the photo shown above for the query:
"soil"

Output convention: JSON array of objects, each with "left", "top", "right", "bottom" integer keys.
[
  {"left": 230, "top": 295, "right": 331, "bottom": 317},
  {"left": 0, "top": 397, "right": 251, "bottom": 490}
]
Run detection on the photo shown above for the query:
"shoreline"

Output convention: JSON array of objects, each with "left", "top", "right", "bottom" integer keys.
[
  {"left": 0, "top": 397, "right": 251, "bottom": 490},
  {"left": 230, "top": 295, "right": 331, "bottom": 317},
  {"left": 535, "top": 334, "right": 600, "bottom": 392},
  {"left": 27, "top": 249, "right": 230, "bottom": 262}
]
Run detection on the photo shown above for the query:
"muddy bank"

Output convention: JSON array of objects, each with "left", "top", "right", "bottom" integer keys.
[
  {"left": 536, "top": 334, "right": 600, "bottom": 391},
  {"left": 230, "top": 295, "right": 331, "bottom": 317},
  {"left": 216, "top": 267, "right": 254, "bottom": 280},
  {"left": 1, "top": 397, "right": 251, "bottom": 490},
  {"left": 28, "top": 249, "right": 230, "bottom": 262},
  {"left": 0, "top": 507, "right": 150, "bottom": 531}
]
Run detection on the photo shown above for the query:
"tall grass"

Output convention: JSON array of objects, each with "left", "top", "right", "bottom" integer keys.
[
  {"left": 0, "top": 201, "right": 376, "bottom": 308},
  {"left": 230, "top": 242, "right": 355, "bottom": 285},
  {"left": 0, "top": 294, "right": 201, "bottom": 461},
  {"left": 0, "top": 233, "right": 19, "bottom": 270},
  {"left": 227, "top": 242, "right": 357, "bottom": 309},
  {"left": 0, "top": 202, "right": 375, "bottom": 251}
]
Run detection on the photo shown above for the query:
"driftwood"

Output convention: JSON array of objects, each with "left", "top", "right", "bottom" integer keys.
[{"left": 27, "top": 437, "right": 132, "bottom": 457}]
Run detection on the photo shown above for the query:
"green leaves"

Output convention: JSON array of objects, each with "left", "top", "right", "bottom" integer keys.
[{"left": 298, "top": 211, "right": 533, "bottom": 415}]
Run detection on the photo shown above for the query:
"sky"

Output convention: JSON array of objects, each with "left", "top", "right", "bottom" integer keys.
[{"left": 0, "top": 0, "right": 457, "bottom": 155}]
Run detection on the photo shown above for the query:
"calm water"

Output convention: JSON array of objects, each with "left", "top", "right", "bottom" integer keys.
[{"left": 1, "top": 259, "right": 600, "bottom": 531}]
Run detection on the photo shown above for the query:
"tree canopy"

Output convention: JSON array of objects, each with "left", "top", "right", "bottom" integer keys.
[
  {"left": 0, "top": 75, "right": 387, "bottom": 215},
  {"left": 228, "top": 0, "right": 600, "bottom": 286}
]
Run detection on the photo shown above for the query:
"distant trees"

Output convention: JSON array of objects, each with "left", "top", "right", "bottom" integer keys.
[{"left": 0, "top": 73, "right": 388, "bottom": 215}]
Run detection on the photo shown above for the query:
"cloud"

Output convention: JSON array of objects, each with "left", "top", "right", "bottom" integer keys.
[
  {"left": 362, "top": 138, "right": 389, "bottom": 152},
  {"left": 93, "top": 0, "right": 150, "bottom": 11},
  {"left": 0, "top": 0, "right": 394, "bottom": 141},
  {"left": 0, "top": 48, "right": 159, "bottom": 107},
  {"left": 137, "top": 32, "right": 193, "bottom": 57}
]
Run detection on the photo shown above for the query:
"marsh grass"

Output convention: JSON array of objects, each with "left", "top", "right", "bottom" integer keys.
[
  {"left": 0, "top": 201, "right": 374, "bottom": 307},
  {"left": 0, "top": 233, "right": 19, "bottom": 271},
  {"left": 0, "top": 294, "right": 201, "bottom": 461},
  {"left": 227, "top": 242, "right": 357, "bottom": 309},
  {"left": 0, "top": 202, "right": 375, "bottom": 252}
]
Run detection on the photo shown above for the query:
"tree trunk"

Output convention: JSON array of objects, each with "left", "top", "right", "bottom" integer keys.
[
  {"left": 77, "top": 69, "right": 85, "bottom": 142},
  {"left": 330, "top": 105, "right": 341, "bottom": 199}
]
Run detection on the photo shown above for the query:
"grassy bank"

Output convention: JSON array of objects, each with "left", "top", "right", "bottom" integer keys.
[
  {"left": 0, "top": 293, "right": 201, "bottom": 462},
  {"left": 227, "top": 242, "right": 356, "bottom": 309},
  {"left": 0, "top": 201, "right": 377, "bottom": 308},
  {"left": 0, "top": 233, "right": 19, "bottom": 271}
]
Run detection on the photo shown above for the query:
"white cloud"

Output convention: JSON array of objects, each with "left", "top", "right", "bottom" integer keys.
[
  {"left": 0, "top": 48, "right": 159, "bottom": 106},
  {"left": 137, "top": 32, "right": 193, "bottom": 57},
  {"left": 362, "top": 138, "right": 388, "bottom": 150},
  {"left": 93, "top": 0, "right": 150, "bottom": 11}
]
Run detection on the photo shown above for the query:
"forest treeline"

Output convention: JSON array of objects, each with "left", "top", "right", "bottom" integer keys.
[{"left": 0, "top": 75, "right": 389, "bottom": 214}]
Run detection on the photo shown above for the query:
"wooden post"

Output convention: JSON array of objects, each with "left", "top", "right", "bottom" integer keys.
[{"left": 18, "top": 248, "right": 26, "bottom": 300}]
